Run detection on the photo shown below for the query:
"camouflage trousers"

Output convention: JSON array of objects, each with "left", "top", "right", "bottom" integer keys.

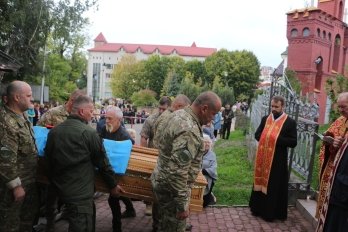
[
  {"left": 152, "top": 181, "right": 190, "bottom": 232},
  {"left": 64, "top": 199, "right": 96, "bottom": 232},
  {"left": 0, "top": 181, "right": 39, "bottom": 232}
]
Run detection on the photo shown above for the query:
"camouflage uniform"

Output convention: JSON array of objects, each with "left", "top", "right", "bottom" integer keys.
[
  {"left": 151, "top": 107, "right": 204, "bottom": 232},
  {"left": 37, "top": 105, "right": 68, "bottom": 127},
  {"left": 153, "top": 109, "right": 173, "bottom": 149},
  {"left": 0, "top": 105, "right": 39, "bottom": 232},
  {"left": 140, "top": 112, "right": 160, "bottom": 148},
  {"left": 151, "top": 109, "right": 173, "bottom": 231}
]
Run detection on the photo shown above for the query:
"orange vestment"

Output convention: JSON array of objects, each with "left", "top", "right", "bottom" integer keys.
[{"left": 253, "top": 113, "right": 288, "bottom": 194}]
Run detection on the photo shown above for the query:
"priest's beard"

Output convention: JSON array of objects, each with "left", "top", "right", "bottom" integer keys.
[
  {"left": 272, "top": 111, "right": 283, "bottom": 119},
  {"left": 106, "top": 124, "right": 114, "bottom": 133}
]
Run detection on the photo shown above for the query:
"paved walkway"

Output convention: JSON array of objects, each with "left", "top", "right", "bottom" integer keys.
[{"left": 53, "top": 194, "right": 314, "bottom": 232}]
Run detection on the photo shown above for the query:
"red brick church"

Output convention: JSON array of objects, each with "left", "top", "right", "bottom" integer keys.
[{"left": 286, "top": 0, "right": 347, "bottom": 124}]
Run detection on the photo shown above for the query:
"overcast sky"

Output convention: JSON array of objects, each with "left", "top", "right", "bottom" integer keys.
[{"left": 86, "top": 0, "right": 319, "bottom": 68}]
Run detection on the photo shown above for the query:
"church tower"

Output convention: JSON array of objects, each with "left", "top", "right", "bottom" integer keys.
[
  {"left": 286, "top": 0, "right": 347, "bottom": 124},
  {"left": 318, "top": 0, "right": 345, "bottom": 20}
]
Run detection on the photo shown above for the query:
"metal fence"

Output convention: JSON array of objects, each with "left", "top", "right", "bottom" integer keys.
[{"left": 248, "top": 75, "right": 319, "bottom": 203}]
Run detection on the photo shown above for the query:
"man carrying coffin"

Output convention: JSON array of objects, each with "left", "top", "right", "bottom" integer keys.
[
  {"left": 100, "top": 106, "right": 135, "bottom": 232},
  {"left": 45, "top": 95, "right": 124, "bottom": 232}
]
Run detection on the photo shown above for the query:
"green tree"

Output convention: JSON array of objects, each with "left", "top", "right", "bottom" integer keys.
[
  {"left": 285, "top": 68, "right": 302, "bottom": 95},
  {"left": 46, "top": 53, "right": 76, "bottom": 102},
  {"left": 161, "top": 71, "right": 180, "bottom": 97},
  {"left": 131, "top": 89, "right": 157, "bottom": 107},
  {"left": 110, "top": 55, "right": 141, "bottom": 100},
  {"left": 0, "top": 0, "right": 96, "bottom": 83},
  {"left": 205, "top": 49, "right": 230, "bottom": 85},
  {"left": 185, "top": 60, "right": 208, "bottom": 84},
  {"left": 219, "top": 85, "right": 235, "bottom": 106},
  {"left": 50, "top": 0, "right": 96, "bottom": 58},
  {"left": 163, "top": 56, "right": 186, "bottom": 82},
  {"left": 0, "top": 0, "right": 52, "bottom": 81},
  {"left": 179, "top": 72, "right": 202, "bottom": 102},
  {"left": 325, "top": 73, "right": 348, "bottom": 120},
  {"left": 228, "top": 50, "right": 260, "bottom": 101},
  {"left": 212, "top": 75, "right": 235, "bottom": 105},
  {"left": 141, "top": 55, "right": 168, "bottom": 97},
  {"left": 205, "top": 49, "right": 260, "bottom": 102}
]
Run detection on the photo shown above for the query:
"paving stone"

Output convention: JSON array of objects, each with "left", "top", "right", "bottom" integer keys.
[{"left": 52, "top": 194, "right": 315, "bottom": 232}]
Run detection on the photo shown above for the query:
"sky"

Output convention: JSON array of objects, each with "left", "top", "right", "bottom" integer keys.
[{"left": 86, "top": 0, "right": 317, "bottom": 68}]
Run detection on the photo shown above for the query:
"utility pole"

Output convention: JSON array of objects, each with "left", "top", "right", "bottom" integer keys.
[{"left": 40, "top": 45, "right": 46, "bottom": 105}]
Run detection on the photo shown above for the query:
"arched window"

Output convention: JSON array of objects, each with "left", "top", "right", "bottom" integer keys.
[
  {"left": 291, "top": 29, "right": 298, "bottom": 37},
  {"left": 303, "top": 27, "right": 310, "bottom": 37},
  {"left": 328, "top": 33, "right": 332, "bottom": 41},
  {"left": 335, "top": 35, "right": 341, "bottom": 46},
  {"left": 317, "top": 28, "right": 321, "bottom": 37}
]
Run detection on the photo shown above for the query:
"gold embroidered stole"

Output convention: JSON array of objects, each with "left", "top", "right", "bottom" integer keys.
[
  {"left": 316, "top": 116, "right": 348, "bottom": 219},
  {"left": 253, "top": 113, "right": 288, "bottom": 194},
  {"left": 316, "top": 138, "right": 348, "bottom": 231}
]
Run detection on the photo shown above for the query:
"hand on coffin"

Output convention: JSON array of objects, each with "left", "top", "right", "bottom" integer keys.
[
  {"left": 110, "top": 185, "right": 125, "bottom": 197},
  {"left": 176, "top": 210, "right": 189, "bottom": 220}
]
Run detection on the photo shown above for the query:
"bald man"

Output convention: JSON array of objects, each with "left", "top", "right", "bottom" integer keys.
[
  {"left": 151, "top": 91, "right": 221, "bottom": 232},
  {"left": 153, "top": 94, "right": 191, "bottom": 149},
  {"left": 0, "top": 81, "right": 39, "bottom": 232}
]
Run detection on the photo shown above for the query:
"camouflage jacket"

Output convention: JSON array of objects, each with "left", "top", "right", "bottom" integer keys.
[
  {"left": 0, "top": 105, "right": 38, "bottom": 188},
  {"left": 140, "top": 112, "right": 160, "bottom": 148},
  {"left": 37, "top": 105, "right": 68, "bottom": 127},
  {"left": 151, "top": 106, "right": 204, "bottom": 212},
  {"left": 153, "top": 108, "right": 173, "bottom": 148}
]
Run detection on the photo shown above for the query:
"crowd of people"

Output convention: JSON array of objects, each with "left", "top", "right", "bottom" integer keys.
[
  {"left": 0, "top": 81, "right": 223, "bottom": 232},
  {"left": 2, "top": 80, "right": 347, "bottom": 232}
]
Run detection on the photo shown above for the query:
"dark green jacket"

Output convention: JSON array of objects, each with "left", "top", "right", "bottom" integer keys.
[{"left": 45, "top": 115, "right": 117, "bottom": 203}]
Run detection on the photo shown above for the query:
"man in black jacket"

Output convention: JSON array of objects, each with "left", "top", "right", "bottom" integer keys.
[
  {"left": 45, "top": 95, "right": 124, "bottom": 232},
  {"left": 101, "top": 106, "right": 135, "bottom": 232},
  {"left": 221, "top": 104, "right": 234, "bottom": 140}
]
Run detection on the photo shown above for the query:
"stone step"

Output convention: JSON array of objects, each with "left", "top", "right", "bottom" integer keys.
[{"left": 296, "top": 198, "right": 318, "bottom": 230}]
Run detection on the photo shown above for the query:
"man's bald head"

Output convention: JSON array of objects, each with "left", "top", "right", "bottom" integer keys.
[
  {"left": 5, "top": 80, "right": 33, "bottom": 114},
  {"left": 192, "top": 91, "right": 222, "bottom": 125},
  {"left": 193, "top": 91, "right": 221, "bottom": 110},
  {"left": 172, "top": 94, "right": 191, "bottom": 111},
  {"left": 6, "top": 81, "right": 30, "bottom": 99}
]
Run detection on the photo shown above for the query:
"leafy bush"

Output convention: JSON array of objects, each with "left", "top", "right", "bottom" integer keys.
[{"left": 130, "top": 89, "right": 157, "bottom": 107}]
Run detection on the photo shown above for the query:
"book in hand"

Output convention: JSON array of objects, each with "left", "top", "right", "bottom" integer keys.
[{"left": 314, "top": 132, "right": 334, "bottom": 144}]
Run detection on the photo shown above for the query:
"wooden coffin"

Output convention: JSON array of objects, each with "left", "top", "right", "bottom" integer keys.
[{"left": 38, "top": 145, "right": 207, "bottom": 212}]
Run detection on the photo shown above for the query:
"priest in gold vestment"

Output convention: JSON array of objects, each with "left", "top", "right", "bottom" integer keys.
[
  {"left": 249, "top": 96, "right": 297, "bottom": 222},
  {"left": 316, "top": 92, "right": 348, "bottom": 232}
]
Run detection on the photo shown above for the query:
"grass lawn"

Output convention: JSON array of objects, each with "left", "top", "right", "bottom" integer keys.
[{"left": 213, "top": 130, "right": 253, "bottom": 206}]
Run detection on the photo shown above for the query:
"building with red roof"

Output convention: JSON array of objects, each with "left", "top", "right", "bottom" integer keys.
[{"left": 87, "top": 33, "right": 217, "bottom": 100}]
